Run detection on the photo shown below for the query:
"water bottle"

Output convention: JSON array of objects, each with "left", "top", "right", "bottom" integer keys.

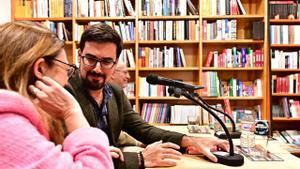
[{"left": 240, "top": 110, "right": 255, "bottom": 148}]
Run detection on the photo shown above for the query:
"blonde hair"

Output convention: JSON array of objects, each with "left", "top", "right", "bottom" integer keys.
[{"left": 0, "top": 21, "right": 65, "bottom": 144}]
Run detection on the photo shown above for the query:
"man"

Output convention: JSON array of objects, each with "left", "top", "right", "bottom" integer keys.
[
  {"left": 66, "top": 23, "right": 228, "bottom": 169},
  {"left": 110, "top": 61, "right": 143, "bottom": 147},
  {"left": 110, "top": 60, "right": 130, "bottom": 89}
]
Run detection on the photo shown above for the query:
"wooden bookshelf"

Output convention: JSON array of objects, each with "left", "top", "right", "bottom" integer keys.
[
  {"left": 270, "top": 19, "right": 300, "bottom": 24},
  {"left": 272, "top": 69, "right": 300, "bottom": 72},
  {"left": 11, "top": 0, "right": 270, "bottom": 126},
  {"left": 14, "top": 17, "right": 73, "bottom": 21},
  {"left": 270, "top": 44, "right": 300, "bottom": 48},
  {"left": 268, "top": 0, "right": 300, "bottom": 134},
  {"left": 202, "top": 15, "right": 264, "bottom": 19}
]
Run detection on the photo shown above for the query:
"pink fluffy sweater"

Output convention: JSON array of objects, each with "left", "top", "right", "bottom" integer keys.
[{"left": 0, "top": 90, "right": 113, "bottom": 169}]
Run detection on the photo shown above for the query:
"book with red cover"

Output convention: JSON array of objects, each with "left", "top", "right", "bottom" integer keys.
[{"left": 204, "top": 51, "right": 214, "bottom": 67}]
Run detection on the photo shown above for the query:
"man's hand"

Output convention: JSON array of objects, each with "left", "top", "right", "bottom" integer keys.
[
  {"left": 142, "top": 140, "right": 182, "bottom": 168},
  {"left": 181, "top": 136, "right": 229, "bottom": 162},
  {"left": 109, "top": 146, "right": 124, "bottom": 162}
]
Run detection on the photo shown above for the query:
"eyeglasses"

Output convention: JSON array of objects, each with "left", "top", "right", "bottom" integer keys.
[
  {"left": 51, "top": 58, "right": 77, "bottom": 77},
  {"left": 81, "top": 55, "right": 116, "bottom": 69}
]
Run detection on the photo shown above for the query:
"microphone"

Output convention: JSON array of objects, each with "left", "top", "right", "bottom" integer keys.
[
  {"left": 167, "top": 86, "right": 244, "bottom": 166},
  {"left": 146, "top": 74, "right": 204, "bottom": 90}
]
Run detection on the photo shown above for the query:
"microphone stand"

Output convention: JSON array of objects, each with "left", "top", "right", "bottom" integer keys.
[
  {"left": 193, "top": 93, "right": 241, "bottom": 139},
  {"left": 168, "top": 87, "right": 244, "bottom": 166},
  {"left": 168, "top": 87, "right": 241, "bottom": 139}
]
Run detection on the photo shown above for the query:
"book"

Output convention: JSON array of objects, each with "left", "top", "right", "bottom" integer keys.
[
  {"left": 223, "top": 98, "right": 233, "bottom": 120},
  {"left": 236, "top": 0, "right": 246, "bottom": 15},
  {"left": 252, "top": 21, "right": 264, "bottom": 40},
  {"left": 204, "top": 51, "right": 214, "bottom": 67},
  {"left": 186, "top": 0, "right": 198, "bottom": 15},
  {"left": 179, "top": 48, "right": 187, "bottom": 67},
  {"left": 123, "top": 0, "right": 135, "bottom": 16},
  {"left": 126, "top": 49, "right": 136, "bottom": 67}
]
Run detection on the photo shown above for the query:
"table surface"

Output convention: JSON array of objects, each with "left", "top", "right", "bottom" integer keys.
[{"left": 146, "top": 126, "right": 300, "bottom": 169}]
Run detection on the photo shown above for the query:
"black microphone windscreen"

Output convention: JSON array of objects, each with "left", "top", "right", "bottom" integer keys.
[{"left": 146, "top": 74, "right": 158, "bottom": 84}]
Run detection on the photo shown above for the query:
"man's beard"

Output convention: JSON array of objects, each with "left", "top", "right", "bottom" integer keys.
[{"left": 82, "top": 70, "right": 106, "bottom": 90}]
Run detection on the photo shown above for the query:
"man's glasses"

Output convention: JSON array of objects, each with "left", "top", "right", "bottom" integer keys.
[
  {"left": 81, "top": 55, "right": 116, "bottom": 69},
  {"left": 51, "top": 58, "right": 77, "bottom": 77}
]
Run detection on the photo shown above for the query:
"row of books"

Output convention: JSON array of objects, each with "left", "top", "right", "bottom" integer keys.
[
  {"left": 13, "top": 0, "right": 253, "bottom": 18},
  {"left": 139, "top": 102, "right": 262, "bottom": 125},
  {"left": 274, "top": 130, "right": 300, "bottom": 146},
  {"left": 138, "top": 46, "right": 187, "bottom": 68},
  {"left": 170, "top": 105, "right": 201, "bottom": 124},
  {"left": 270, "top": 25, "right": 300, "bottom": 44},
  {"left": 271, "top": 50, "right": 300, "bottom": 69},
  {"left": 210, "top": 105, "right": 262, "bottom": 130},
  {"left": 74, "top": 21, "right": 135, "bottom": 41},
  {"left": 77, "top": 0, "right": 135, "bottom": 17},
  {"left": 138, "top": 20, "right": 199, "bottom": 41},
  {"left": 204, "top": 48, "right": 264, "bottom": 68},
  {"left": 140, "top": 103, "right": 170, "bottom": 123},
  {"left": 202, "top": 71, "right": 262, "bottom": 97},
  {"left": 196, "top": 104, "right": 262, "bottom": 127},
  {"left": 139, "top": 78, "right": 169, "bottom": 97},
  {"left": 127, "top": 76, "right": 262, "bottom": 98},
  {"left": 272, "top": 97, "right": 300, "bottom": 118},
  {"left": 233, "top": 105, "right": 262, "bottom": 123},
  {"left": 75, "top": 20, "right": 200, "bottom": 42},
  {"left": 74, "top": 24, "right": 88, "bottom": 41},
  {"left": 272, "top": 73, "right": 300, "bottom": 94},
  {"left": 110, "top": 21, "right": 135, "bottom": 41},
  {"left": 202, "top": 0, "right": 246, "bottom": 16},
  {"left": 119, "top": 49, "right": 135, "bottom": 68},
  {"left": 202, "top": 19, "right": 237, "bottom": 40},
  {"left": 41, "top": 21, "right": 72, "bottom": 41},
  {"left": 15, "top": 0, "right": 72, "bottom": 18},
  {"left": 269, "top": 1, "right": 299, "bottom": 19},
  {"left": 123, "top": 82, "right": 135, "bottom": 97},
  {"left": 140, "top": 0, "right": 197, "bottom": 16}
]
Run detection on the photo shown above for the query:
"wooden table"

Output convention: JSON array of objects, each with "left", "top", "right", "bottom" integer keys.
[{"left": 149, "top": 126, "right": 300, "bottom": 169}]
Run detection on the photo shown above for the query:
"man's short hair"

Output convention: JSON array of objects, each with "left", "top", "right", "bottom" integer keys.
[{"left": 80, "top": 23, "right": 123, "bottom": 58}]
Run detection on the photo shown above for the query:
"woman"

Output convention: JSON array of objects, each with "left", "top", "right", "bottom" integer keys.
[{"left": 0, "top": 21, "right": 113, "bottom": 168}]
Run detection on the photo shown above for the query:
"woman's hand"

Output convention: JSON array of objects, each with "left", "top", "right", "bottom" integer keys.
[
  {"left": 29, "top": 76, "right": 89, "bottom": 132},
  {"left": 29, "top": 76, "right": 80, "bottom": 119}
]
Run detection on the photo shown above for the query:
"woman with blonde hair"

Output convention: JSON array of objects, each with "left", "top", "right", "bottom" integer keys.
[{"left": 0, "top": 21, "right": 113, "bottom": 168}]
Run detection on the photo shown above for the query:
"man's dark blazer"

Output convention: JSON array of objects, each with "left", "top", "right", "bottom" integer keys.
[{"left": 66, "top": 71, "right": 184, "bottom": 169}]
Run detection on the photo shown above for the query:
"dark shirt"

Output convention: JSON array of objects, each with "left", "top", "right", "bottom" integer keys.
[{"left": 95, "top": 84, "right": 112, "bottom": 136}]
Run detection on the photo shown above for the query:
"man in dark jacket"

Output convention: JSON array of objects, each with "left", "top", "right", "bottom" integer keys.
[{"left": 66, "top": 23, "right": 228, "bottom": 169}]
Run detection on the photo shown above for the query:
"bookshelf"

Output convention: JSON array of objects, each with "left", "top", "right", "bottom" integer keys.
[
  {"left": 11, "top": 0, "right": 269, "bottom": 127},
  {"left": 269, "top": 0, "right": 300, "bottom": 132}
]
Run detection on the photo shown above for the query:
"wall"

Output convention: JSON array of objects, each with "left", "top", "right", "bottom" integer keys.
[{"left": 0, "top": 0, "right": 11, "bottom": 24}]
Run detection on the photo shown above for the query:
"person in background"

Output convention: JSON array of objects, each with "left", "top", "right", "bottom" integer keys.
[
  {"left": 0, "top": 21, "right": 113, "bottom": 169},
  {"left": 110, "top": 60, "right": 130, "bottom": 89},
  {"left": 66, "top": 23, "right": 229, "bottom": 169},
  {"left": 110, "top": 60, "right": 144, "bottom": 147}
]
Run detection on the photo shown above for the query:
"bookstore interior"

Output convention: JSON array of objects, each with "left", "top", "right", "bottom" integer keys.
[{"left": 7, "top": 0, "right": 300, "bottom": 165}]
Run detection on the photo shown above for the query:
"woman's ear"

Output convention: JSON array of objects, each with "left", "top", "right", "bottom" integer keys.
[{"left": 33, "top": 58, "right": 47, "bottom": 80}]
